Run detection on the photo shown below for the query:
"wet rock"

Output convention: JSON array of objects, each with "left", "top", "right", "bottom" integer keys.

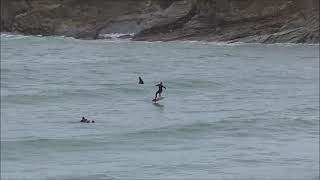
[{"left": 1, "top": 0, "right": 319, "bottom": 44}]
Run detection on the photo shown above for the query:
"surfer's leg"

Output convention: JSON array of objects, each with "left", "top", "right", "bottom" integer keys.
[
  {"left": 159, "top": 90, "right": 162, "bottom": 97},
  {"left": 155, "top": 91, "right": 159, "bottom": 98}
]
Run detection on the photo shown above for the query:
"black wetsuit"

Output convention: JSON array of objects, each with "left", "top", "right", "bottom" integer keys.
[
  {"left": 80, "top": 117, "right": 88, "bottom": 123},
  {"left": 155, "top": 83, "right": 166, "bottom": 98},
  {"left": 138, "top": 77, "right": 144, "bottom": 84}
]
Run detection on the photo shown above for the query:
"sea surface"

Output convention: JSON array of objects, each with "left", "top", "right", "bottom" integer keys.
[{"left": 1, "top": 33, "right": 319, "bottom": 180}]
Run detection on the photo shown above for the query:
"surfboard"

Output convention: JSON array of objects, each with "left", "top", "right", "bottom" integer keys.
[{"left": 152, "top": 96, "right": 165, "bottom": 102}]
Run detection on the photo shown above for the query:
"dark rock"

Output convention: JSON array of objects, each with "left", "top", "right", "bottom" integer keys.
[
  {"left": 1, "top": 0, "right": 319, "bottom": 44},
  {"left": 1, "top": 0, "right": 30, "bottom": 31}
]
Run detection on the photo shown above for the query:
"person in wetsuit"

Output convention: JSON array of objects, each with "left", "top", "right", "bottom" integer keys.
[
  {"left": 155, "top": 82, "right": 166, "bottom": 99},
  {"left": 138, "top": 76, "right": 144, "bottom": 84},
  {"left": 80, "top": 117, "right": 88, "bottom": 123}
]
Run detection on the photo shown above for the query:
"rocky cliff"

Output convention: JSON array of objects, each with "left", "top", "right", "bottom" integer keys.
[{"left": 1, "top": 0, "right": 319, "bottom": 43}]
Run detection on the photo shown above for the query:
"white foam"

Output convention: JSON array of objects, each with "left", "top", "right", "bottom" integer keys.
[
  {"left": 178, "top": 40, "right": 319, "bottom": 47},
  {"left": 100, "top": 33, "right": 135, "bottom": 39},
  {"left": 0, "top": 33, "right": 47, "bottom": 41},
  {"left": 1, "top": 33, "right": 30, "bottom": 40}
]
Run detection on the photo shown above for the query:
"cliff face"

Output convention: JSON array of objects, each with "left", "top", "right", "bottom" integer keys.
[
  {"left": 1, "top": 0, "right": 319, "bottom": 43},
  {"left": 1, "top": 0, "right": 155, "bottom": 38},
  {"left": 134, "top": 0, "right": 319, "bottom": 43}
]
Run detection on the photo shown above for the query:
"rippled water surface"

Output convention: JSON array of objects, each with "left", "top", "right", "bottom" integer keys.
[{"left": 1, "top": 34, "right": 319, "bottom": 180}]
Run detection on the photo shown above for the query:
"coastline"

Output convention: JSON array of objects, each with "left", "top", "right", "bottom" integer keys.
[
  {"left": 2, "top": 32, "right": 320, "bottom": 47},
  {"left": 1, "top": 0, "right": 319, "bottom": 44}
]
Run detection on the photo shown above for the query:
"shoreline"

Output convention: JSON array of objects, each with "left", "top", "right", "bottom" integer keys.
[{"left": 1, "top": 32, "right": 319, "bottom": 46}]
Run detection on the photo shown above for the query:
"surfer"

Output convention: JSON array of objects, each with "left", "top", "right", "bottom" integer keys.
[
  {"left": 138, "top": 76, "right": 144, "bottom": 84},
  {"left": 80, "top": 117, "right": 88, "bottom": 123},
  {"left": 155, "top": 82, "right": 166, "bottom": 99}
]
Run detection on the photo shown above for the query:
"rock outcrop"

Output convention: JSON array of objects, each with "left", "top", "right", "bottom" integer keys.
[
  {"left": 1, "top": 0, "right": 319, "bottom": 43},
  {"left": 133, "top": 0, "right": 319, "bottom": 43}
]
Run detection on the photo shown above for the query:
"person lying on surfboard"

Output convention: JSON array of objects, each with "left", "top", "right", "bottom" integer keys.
[
  {"left": 80, "top": 117, "right": 89, "bottom": 123},
  {"left": 155, "top": 82, "right": 166, "bottom": 99}
]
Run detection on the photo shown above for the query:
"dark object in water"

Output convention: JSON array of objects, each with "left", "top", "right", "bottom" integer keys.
[
  {"left": 138, "top": 76, "right": 144, "bottom": 84},
  {"left": 80, "top": 116, "right": 88, "bottom": 123},
  {"left": 80, "top": 117, "right": 95, "bottom": 123}
]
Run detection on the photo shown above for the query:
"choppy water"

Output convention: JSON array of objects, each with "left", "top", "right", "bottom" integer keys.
[{"left": 1, "top": 33, "right": 319, "bottom": 180}]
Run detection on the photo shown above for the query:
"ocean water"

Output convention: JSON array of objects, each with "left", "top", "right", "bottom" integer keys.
[{"left": 1, "top": 33, "right": 319, "bottom": 180}]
